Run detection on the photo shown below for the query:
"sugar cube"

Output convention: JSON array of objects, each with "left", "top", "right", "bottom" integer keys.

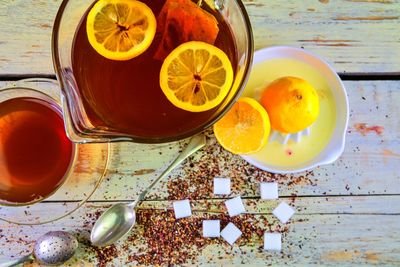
[
  {"left": 173, "top": 199, "right": 192, "bottom": 219},
  {"left": 213, "top": 177, "right": 231, "bottom": 195},
  {"left": 260, "top": 182, "right": 278, "bottom": 200},
  {"left": 220, "top": 222, "right": 242, "bottom": 245},
  {"left": 264, "top": 233, "right": 282, "bottom": 251},
  {"left": 273, "top": 201, "right": 295, "bottom": 223},
  {"left": 202, "top": 220, "right": 220, "bottom": 238},
  {"left": 225, "top": 196, "right": 246, "bottom": 217}
]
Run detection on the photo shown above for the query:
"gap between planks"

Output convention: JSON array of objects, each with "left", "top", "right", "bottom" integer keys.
[
  {"left": 38, "top": 193, "right": 400, "bottom": 204},
  {"left": 1, "top": 73, "right": 400, "bottom": 81},
  {"left": 29, "top": 195, "right": 400, "bottom": 215}
]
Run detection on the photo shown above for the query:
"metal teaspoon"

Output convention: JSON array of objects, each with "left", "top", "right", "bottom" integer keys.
[{"left": 90, "top": 134, "right": 206, "bottom": 247}]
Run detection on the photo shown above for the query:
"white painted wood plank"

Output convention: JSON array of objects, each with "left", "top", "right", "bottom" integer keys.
[
  {"left": 139, "top": 195, "right": 400, "bottom": 215},
  {"left": 246, "top": 0, "right": 400, "bottom": 73},
  {"left": 0, "top": 80, "right": 399, "bottom": 202},
  {"left": 0, "top": 196, "right": 399, "bottom": 266},
  {"left": 101, "top": 80, "right": 400, "bottom": 198},
  {"left": 0, "top": 0, "right": 399, "bottom": 75}
]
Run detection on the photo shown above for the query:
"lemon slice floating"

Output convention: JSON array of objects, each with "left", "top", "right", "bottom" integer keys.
[
  {"left": 86, "top": 0, "right": 156, "bottom": 60},
  {"left": 159, "top": 41, "right": 234, "bottom": 112},
  {"left": 213, "top": 97, "right": 271, "bottom": 154}
]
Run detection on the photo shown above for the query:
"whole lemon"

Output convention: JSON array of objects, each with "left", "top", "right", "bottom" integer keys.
[{"left": 260, "top": 76, "right": 320, "bottom": 134}]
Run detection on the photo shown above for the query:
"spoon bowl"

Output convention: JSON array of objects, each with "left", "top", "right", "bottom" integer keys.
[
  {"left": 90, "top": 134, "right": 206, "bottom": 247},
  {"left": 91, "top": 203, "right": 136, "bottom": 247}
]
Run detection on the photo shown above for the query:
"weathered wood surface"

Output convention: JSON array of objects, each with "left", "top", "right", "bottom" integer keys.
[
  {"left": 1, "top": 0, "right": 400, "bottom": 265},
  {"left": 0, "top": 0, "right": 399, "bottom": 75},
  {"left": 1, "top": 197, "right": 400, "bottom": 266},
  {"left": 1, "top": 80, "right": 398, "bottom": 202},
  {"left": 0, "top": 79, "right": 399, "bottom": 265}
]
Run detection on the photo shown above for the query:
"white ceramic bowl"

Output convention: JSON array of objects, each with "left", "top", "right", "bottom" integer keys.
[{"left": 241, "top": 46, "right": 349, "bottom": 174}]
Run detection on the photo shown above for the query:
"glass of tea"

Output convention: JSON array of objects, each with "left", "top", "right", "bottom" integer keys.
[
  {"left": 0, "top": 79, "right": 110, "bottom": 224},
  {"left": 0, "top": 86, "right": 76, "bottom": 206},
  {"left": 52, "top": 0, "right": 253, "bottom": 143}
]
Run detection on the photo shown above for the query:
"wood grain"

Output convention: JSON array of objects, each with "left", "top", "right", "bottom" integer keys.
[
  {"left": 2, "top": 80, "right": 399, "bottom": 202},
  {"left": 0, "top": 0, "right": 399, "bottom": 75},
  {"left": 0, "top": 1, "right": 399, "bottom": 264},
  {"left": 0, "top": 79, "right": 399, "bottom": 265},
  {"left": 1, "top": 197, "right": 399, "bottom": 266}
]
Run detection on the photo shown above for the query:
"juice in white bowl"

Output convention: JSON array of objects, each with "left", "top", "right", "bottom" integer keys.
[{"left": 242, "top": 57, "right": 337, "bottom": 168}]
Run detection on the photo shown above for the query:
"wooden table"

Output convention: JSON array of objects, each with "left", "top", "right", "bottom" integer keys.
[{"left": 1, "top": 0, "right": 399, "bottom": 266}]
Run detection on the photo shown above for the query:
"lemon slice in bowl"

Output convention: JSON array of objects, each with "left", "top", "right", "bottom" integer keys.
[
  {"left": 86, "top": 0, "right": 156, "bottom": 61},
  {"left": 159, "top": 41, "right": 234, "bottom": 112},
  {"left": 213, "top": 97, "right": 271, "bottom": 154}
]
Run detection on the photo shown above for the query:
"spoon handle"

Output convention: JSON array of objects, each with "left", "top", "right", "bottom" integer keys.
[
  {"left": 0, "top": 254, "right": 34, "bottom": 267},
  {"left": 132, "top": 134, "right": 206, "bottom": 206}
]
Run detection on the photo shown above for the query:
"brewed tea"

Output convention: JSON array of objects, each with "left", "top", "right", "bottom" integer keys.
[
  {"left": 72, "top": 0, "right": 237, "bottom": 138},
  {"left": 0, "top": 97, "right": 74, "bottom": 204}
]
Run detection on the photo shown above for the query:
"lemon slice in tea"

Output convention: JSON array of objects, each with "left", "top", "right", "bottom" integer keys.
[
  {"left": 86, "top": 0, "right": 156, "bottom": 61},
  {"left": 159, "top": 41, "right": 234, "bottom": 112},
  {"left": 213, "top": 97, "right": 271, "bottom": 154}
]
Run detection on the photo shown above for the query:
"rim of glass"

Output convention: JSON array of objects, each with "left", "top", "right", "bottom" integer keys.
[
  {"left": 0, "top": 87, "right": 78, "bottom": 207},
  {"left": 51, "top": 0, "right": 254, "bottom": 144}
]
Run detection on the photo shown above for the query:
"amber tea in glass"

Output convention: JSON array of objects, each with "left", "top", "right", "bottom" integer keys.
[
  {"left": 72, "top": 0, "right": 238, "bottom": 139},
  {"left": 0, "top": 96, "right": 74, "bottom": 205}
]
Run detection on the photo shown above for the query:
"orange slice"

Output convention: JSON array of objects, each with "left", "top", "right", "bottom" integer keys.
[
  {"left": 213, "top": 97, "right": 271, "bottom": 154},
  {"left": 159, "top": 41, "right": 234, "bottom": 112},
  {"left": 86, "top": 0, "right": 156, "bottom": 61}
]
